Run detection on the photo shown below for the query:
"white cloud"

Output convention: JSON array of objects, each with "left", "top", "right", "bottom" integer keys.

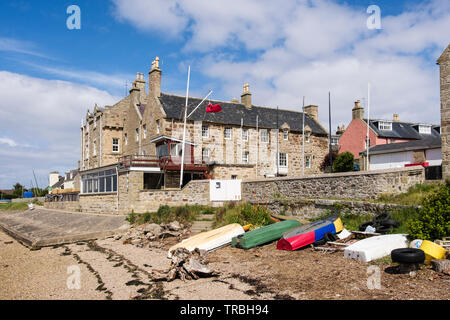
[
  {"left": 0, "top": 71, "right": 119, "bottom": 188},
  {"left": 0, "top": 36, "right": 50, "bottom": 59},
  {"left": 112, "top": 0, "right": 447, "bottom": 129}
]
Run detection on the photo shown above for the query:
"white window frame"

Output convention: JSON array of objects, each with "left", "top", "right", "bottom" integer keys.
[
  {"left": 418, "top": 125, "right": 431, "bottom": 134},
  {"left": 278, "top": 152, "right": 288, "bottom": 168},
  {"left": 260, "top": 129, "right": 268, "bottom": 143},
  {"left": 135, "top": 128, "right": 139, "bottom": 142},
  {"left": 156, "top": 120, "right": 160, "bottom": 134},
  {"left": 202, "top": 125, "right": 209, "bottom": 138},
  {"left": 305, "top": 155, "right": 311, "bottom": 168},
  {"left": 112, "top": 138, "right": 120, "bottom": 153},
  {"left": 224, "top": 127, "right": 232, "bottom": 140},
  {"left": 379, "top": 121, "right": 392, "bottom": 131},
  {"left": 143, "top": 124, "right": 147, "bottom": 139},
  {"left": 124, "top": 133, "right": 128, "bottom": 146},
  {"left": 242, "top": 151, "right": 249, "bottom": 164},
  {"left": 305, "top": 132, "right": 310, "bottom": 143},
  {"left": 202, "top": 148, "right": 210, "bottom": 162},
  {"left": 242, "top": 128, "right": 248, "bottom": 141},
  {"left": 283, "top": 129, "right": 289, "bottom": 141}
]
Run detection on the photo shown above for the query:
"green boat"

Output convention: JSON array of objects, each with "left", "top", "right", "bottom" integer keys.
[{"left": 231, "top": 220, "right": 301, "bottom": 249}]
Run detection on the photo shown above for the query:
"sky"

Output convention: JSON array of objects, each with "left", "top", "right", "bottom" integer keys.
[{"left": 0, "top": 0, "right": 449, "bottom": 189}]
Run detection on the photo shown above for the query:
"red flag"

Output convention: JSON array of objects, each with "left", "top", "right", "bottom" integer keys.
[{"left": 206, "top": 103, "right": 222, "bottom": 113}]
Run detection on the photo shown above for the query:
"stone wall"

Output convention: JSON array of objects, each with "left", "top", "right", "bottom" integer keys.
[
  {"left": 250, "top": 198, "right": 418, "bottom": 220},
  {"left": 243, "top": 166, "right": 425, "bottom": 202},
  {"left": 439, "top": 45, "right": 450, "bottom": 180},
  {"left": 79, "top": 193, "right": 118, "bottom": 213},
  {"left": 45, "top": 201, "right": 81, "bottom": 212}
]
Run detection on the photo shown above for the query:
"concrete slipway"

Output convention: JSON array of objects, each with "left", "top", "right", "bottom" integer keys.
[{"left": 0, "top": 208, "right": 130, "bottom": 249}]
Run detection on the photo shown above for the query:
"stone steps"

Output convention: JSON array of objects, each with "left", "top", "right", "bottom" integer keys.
[{"left": 190, "top": 213, "right": 215, "bottom": 234}]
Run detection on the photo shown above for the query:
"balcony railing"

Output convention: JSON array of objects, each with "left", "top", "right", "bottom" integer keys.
[{"left": 119, "top": 155, "right": 209, "bottom": 172}]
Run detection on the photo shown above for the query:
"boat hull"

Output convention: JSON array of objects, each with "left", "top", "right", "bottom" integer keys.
[
  {"left": 232, "top": 220, "right": 301, "bottom": 250},
  {"left": 277, "top": 216, "right": 343, "bottom": 251},
  {"left": 168, "top": 223, "right": 245, "bottom": 258},
  {"left": 343, "top": 234, "right": 409, "bottom": 262}
]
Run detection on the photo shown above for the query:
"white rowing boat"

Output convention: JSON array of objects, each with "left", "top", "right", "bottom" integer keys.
[
  {"left": 344, "top": 234, "right": 409, "bottom": 262},
  {"left": 168, "top": 223, "right": 245, "bottom": 258}
]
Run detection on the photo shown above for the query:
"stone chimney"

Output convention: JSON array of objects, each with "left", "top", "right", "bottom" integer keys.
[
  {"left": 336, "top": 124, "right": 346, "bottom": 135},
  {"left": 393, "top": 114, "right": 399, "bottom": 122},
  {"left": 241, "top": 83, "right": 252, "bottom": 109},
  {"left": 149, "top": 57, "right": 161, "bottom": 98},
  {"left": 352, "top": 100, "right": 364, "bottom": 120},
  {"left": 129, "top": 74, "right": 141, "bottom": 105},
  {"left": 304, "top": 105, "right": 319, "bottom": 122},
  {"left": 49, "top": 172, "right": 59, "bottom": 188}
]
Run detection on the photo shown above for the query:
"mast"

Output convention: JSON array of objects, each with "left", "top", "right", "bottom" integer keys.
[
  {"left": 180, "top": 66, "right": 190, "bottom": 188},
  {"left": 302, "top": 96, "right": 305, "bottom": 176},
  {"left": 328, "top": 92, "right": 333, "bottom": 173}
]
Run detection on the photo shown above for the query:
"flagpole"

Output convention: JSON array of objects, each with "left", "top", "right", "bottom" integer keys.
[
  {"left": 302, "top": 96, "right": 305, "bottom": 176},
  {"left": 256, "top": 115, "right": 259, "bottom": 178},
  {"left": 276, "top": 105, "right": 279, "bottom": 177},
  {"left": 366, "top": 83, "right": 371, "bottom": 171},
  {"left": 180, "top": 66, "right": 190, "bottom": 189},
  {"left": 328, "top": 92, "right": 333, "bottom": 173}
]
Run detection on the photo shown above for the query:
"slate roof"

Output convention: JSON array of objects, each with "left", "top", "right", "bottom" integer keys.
[
  {"left": 364, "top": 119, "right": 441, "bottom": 140},
  {"left": 51, "top": 177, "right": 65, "bottom": 189},
  {"left": 360, "top": 137, "right": 441, "bottom": 156},
  {"left": 159, "top": 93, "right": 328, "bottom": 136}
]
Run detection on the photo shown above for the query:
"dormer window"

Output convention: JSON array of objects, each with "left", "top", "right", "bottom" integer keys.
[
  {"left": 378, "top": 121, "right": 392, "bottom": 131},
  {"left": 418, "top": 125, "right": 431, "bottom": 134}
]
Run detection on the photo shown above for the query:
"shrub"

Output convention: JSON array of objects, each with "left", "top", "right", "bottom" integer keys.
[
  {"left": 214, "top": 203, "right": 274, "bottom": 228},
  {"left": 320, "top": 152, "right": 338, "bottom": 172},
  {"left": 408, "top": 181, "right": 450, "bottom": 240},
  {"left": 332, "top": 152, "right": 354, "bottom": 172}
]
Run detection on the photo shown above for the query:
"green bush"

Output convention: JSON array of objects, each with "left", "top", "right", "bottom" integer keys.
[
  {"left": 125, "top": 205, "right": 208, "bottom": 226},
  {"left": 214, "top": 203, "right": 274, "bottom": 228},
  {"left": 332, "top": 152, "right": 354, "bottom": 172},
  {"left": 408, "top": 181, "right": 450, "bottom": 240}
]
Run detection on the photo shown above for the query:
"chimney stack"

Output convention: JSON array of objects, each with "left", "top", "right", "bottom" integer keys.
[
  {"left": 393, "top": 114, "right": 399, "bottom": 122},
  {"left": 241, "top": 83, "right": 252, "bottom": 109},
  {"left": 149, "top": 57, "right": 161, "bottom": 98},
  {"left": 304, "top": 105, "right": 319, "bottom": 122},
  {"left": 352, "top": 100, "right": 364, "bottom": 120}
]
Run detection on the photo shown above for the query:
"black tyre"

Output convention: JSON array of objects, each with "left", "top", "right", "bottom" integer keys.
[
  {"left": 381, "top": 218, "right": 400, "bottom": 228},
  {"left": 359, "top": 221, "right": 374, "bottom": 231},
  {"left": 373, "top": 213, "right": 391, "bottom": 224},
  {"left": 391, "top": 248, "right": 425, "bottom": 264},
  {"left": 375, "top": 224, "right": 393, "bottom": 234}
]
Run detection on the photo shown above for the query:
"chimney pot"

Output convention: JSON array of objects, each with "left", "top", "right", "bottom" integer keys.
[
  {"left": 241, "top": 83, "right": 252, "bottom": 109},
  {"left": 149, "top": 57, "right": 162, "bottom": 98},
  {"left": 352, "top": 99, "right": 364, "bottom": 120},
  {"left": 304, "top": 105, "right": 319, "bottom": 122},
  {"left": 393, "top": 114, "right": 399, "bottom": 122}
]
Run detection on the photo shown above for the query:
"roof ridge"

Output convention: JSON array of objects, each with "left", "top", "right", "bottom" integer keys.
[{"left": 160, "top": 92, "right": 307, "bottom": 115}]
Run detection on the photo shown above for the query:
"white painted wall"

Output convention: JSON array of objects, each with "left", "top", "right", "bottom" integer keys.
[
  {"left": 370, "top": 151, "right": 414, "bottom": 170},
  {"left": 210, "top": 180, "right": 242, "bottom": 201},
  {"left": 370, "top": 148, "right": 442, "bottom": 170},
  {"left": 425, "top": 148, "right": 442, "bottom": 166}
]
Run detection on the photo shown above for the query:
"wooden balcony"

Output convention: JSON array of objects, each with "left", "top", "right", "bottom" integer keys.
[{"left": 119, "top": 155, "right": 209, "bottom": 172}]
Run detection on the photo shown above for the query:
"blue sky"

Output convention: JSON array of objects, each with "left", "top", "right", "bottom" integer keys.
[{"left": 0, "top": 0, "right": 449, "bottom": 189}]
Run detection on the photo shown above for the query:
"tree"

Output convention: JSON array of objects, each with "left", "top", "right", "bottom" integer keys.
[
  {"left": 332, "top": 152, "right": 354, "bottom": 172},
  {"left": 320, "top": 152, "right": 338, "bottom": 172},
  {"left": 12, "top": 183, "right": 25, "bottom": 198}
]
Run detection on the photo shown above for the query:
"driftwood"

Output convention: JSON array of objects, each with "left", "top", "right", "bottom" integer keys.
[{"left": 152, "top": 248, "right": 218, "bottom": 282}]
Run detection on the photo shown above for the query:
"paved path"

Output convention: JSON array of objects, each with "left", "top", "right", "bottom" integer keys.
[{"left": 0, "top": 208, "right": 130, "bottom": 249}]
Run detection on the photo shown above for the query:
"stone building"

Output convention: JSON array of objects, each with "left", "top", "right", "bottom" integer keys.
[
  {"left": 78, "top": 57, "right": 329, "bottom": 194},
  {"left": 438, "top": 45, "right": 450, "bottom": 180}
]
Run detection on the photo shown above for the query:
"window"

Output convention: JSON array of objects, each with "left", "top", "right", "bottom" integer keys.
[
  {"left": 283, "top": 130, "right": 289, "bottom": 141},
  {"left": 202, "top": 148, "right": 210, "bottom": 162},
  {"left": 278, "top": 153, "right": 288, "bottom": 167},
  {"left": 331, "top": 137, "right": 339, "bottom": 145},
  {"left": 305, "top": 155, "right": 311, "bottom": 168},
  {"left": 224, "top": 127, "right": 232, "bottom": 139},
  {"left": 231, "top": 175, "right": 238, "bottom": 180},
  {"left": 81, "top": 169, "right": 117, "bottom": 194},
  {"left": 142, "top": 150, "right": 146, "bottom": 156},
  {"left": 242, "top": 129, "right": 248, "bottom": 141},
  {"left": 112, "top": 138, "right": 119, "bottom": 153},
  {"left": 305, "top": 132, "right": 310, "bottom": 142},
  {"left": 156, "top": 120, "right": 160, "bottom": 134},
  {"left": 202, "top": 125, "right": 209, "bottom": 138},
  {"left": 260, "top": 129, "right": 268, "bottom": 143},
  {"left": 378, "top": 121, "right": 392, "bottom": 131},
  {"left": 143, "top": 124, "right": 147, "bottom": 139},
  {"left": 135, "top": 128, "right": 139, "bottom": 141},
  {"left": 418, "top": 125, "right": 431, "bottom": 134},
  {"left": 242, "top": 151, "right": 249, "bottom": 163},
  {"left": 124, "top": 133, "right": 128, "bottom": 145}
]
